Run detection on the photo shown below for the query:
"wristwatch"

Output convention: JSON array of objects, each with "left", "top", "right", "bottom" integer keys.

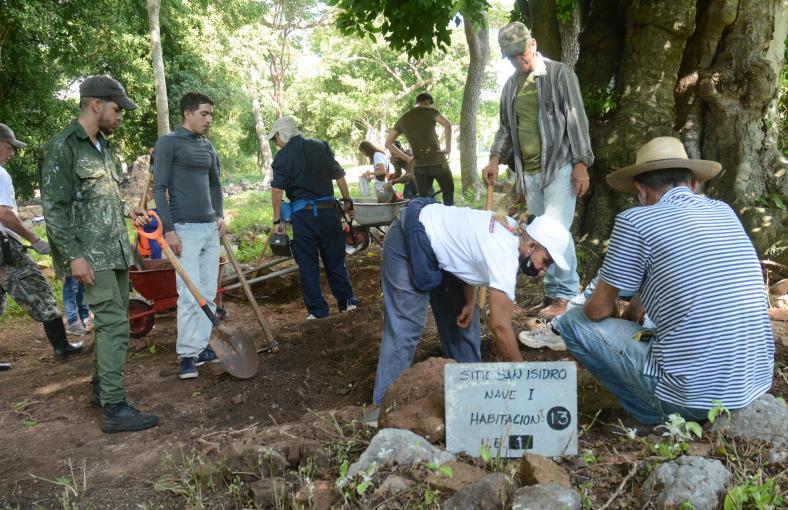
[{"left": 273, "top": 218, "right": 282, "bottom": 225}]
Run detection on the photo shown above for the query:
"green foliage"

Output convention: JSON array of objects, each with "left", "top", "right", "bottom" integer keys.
[
  {"left": 582, "top": 87, "right": 620, "bottom": 118},
  {"left": 754, "top": 193, "right": 786, "bottom": 209},
  {"left": 651, "top": 413, "right": 703, "bottom": 460},
  {"left": 724, "top": 475, "right": 784, "bottom": 510},
  {"left": 707, "top": 400, "right": 731, "bottom": 424},
  {"left": 555, "top": 0, "right": 576, "bottom": 23},
  {"left": 328, "top": 0, "right": 491, "bottom": 59}
]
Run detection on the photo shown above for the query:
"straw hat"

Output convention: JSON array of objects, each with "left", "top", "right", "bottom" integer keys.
[{"left": 606, "top": 137, "right": 721, "bottom": 193}]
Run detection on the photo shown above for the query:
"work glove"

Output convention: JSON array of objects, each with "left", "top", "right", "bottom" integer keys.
[{"left": 31, "top": 238, "right": 50, "bottom": 255}]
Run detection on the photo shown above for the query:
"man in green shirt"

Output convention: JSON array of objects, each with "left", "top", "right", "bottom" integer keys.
[
  {"left": 40, "top": 75, "right": 159, "bottom": 433},
  {"left": 386, "top": 92, "right": 454, "bottom": 205}
]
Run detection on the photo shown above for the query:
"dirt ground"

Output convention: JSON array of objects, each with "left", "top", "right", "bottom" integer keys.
[{"left": 0, "top": 247, "right": 786, "bottom": 508}]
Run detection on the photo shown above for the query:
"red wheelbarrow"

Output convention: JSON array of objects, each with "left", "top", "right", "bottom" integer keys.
[{"left": 128, "top": 258, "right": 227, "bottom": 338}]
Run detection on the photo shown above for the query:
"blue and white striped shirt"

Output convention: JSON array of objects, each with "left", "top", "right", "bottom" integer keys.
[{"left": 599, "top": 187, "right": 774, "bottom": 409}]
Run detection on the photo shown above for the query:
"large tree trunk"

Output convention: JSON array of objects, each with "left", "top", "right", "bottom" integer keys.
[
  {"left": 525, "top": 0, "right": 563, "bottom": 61},
  {"left": 698, "top": 0, "right": 788, "bottom": 259},
  {"left": 575, "top": 0, "right": 697, "bottom": 279},
  {"left": 251, "top": 97, "right": 273, "bottom": 190},
  {"left": 147, "top": 0, "right": 169, "bottom": 136},
  {"left": 459, "top": 16, "right": 489, "bottom": 200}
]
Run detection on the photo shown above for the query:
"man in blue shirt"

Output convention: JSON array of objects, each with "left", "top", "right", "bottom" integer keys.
[
  {"left": 537, "top": 137, "right": 774, "bottom": 424},
  {"left": 269, "top": 117, "right": 358, "bottom": 319}
]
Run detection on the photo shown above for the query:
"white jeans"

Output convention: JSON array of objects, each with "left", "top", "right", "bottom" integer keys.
[
  {"left": 174, "top": 222, "right": 219, "bottom": 358},
  {"left": 523, "top": 163, "right": 580, "bottom": 300}
]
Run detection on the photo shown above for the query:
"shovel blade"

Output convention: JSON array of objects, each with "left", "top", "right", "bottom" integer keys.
[{"left": 209, "top": 326, "right": 258, "bottom": 379}]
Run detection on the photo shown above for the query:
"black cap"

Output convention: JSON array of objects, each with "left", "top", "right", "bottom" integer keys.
[{"left": 79, "top": 75, "right": 137, "bottom": 110}]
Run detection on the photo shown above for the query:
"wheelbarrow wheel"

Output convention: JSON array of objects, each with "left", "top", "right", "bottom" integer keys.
[{"left": 128, "top": 298, "right": 155, "bottom": 338}]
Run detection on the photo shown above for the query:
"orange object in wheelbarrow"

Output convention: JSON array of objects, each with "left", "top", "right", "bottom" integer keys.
[{"left": 134, "top": 211, "right": 258, "bottom": 379}]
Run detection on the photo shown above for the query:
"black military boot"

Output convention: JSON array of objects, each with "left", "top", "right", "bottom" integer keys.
[
  {"left": 90, "top": 378, "right": 101, "bottom": 407},
  {"left": 43, "top": 318, "right": 83, "bottom": 360},
  {"left": 101, "top": 401, "right": 159, "bottom": 433}
]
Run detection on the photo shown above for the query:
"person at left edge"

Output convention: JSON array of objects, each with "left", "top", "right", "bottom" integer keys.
[
  {"left": 269, "top": 116, "right": 359, "bottom": 320},
  {"left": 153, "top": 92, "right": 225, "bottom": 381},
  {"left": 40, "top": 75, "right": 159, "bottom": 433},
  {"left": 0, "top": 123, "right": 82, "bottom": 369}
]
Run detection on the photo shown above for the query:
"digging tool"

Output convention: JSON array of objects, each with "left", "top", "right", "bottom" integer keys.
[
  {"left": 135, "top": 211, "right": 258, "bottom": 378},
  {"left": 478, "top": 181, "right": 495, "bottom": 311},
  {"left": 220, "top": 235, "right": 279, "bottom": 354},
  {"left": 131, "top": 157, "right": 155, "bottom": 269}
]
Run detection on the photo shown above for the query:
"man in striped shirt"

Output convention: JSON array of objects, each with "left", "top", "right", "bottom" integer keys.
[
  {"left": 551, "top": 137, "right": 774, "bottom": 424},
  {"left": 482, "top": 22, "right": 594, "bottom": 319}
]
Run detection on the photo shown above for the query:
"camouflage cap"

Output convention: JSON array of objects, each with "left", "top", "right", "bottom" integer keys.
[{"left": 498, "top": 21, "right": 532, "bottom": 58}]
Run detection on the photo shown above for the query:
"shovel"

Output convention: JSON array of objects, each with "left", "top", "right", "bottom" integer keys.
[
  {"left": 220, "top": 235, "right": 279, "bottom": 353},
  {"left": 132, "top": 156, "right": 155, "bottom": 269},
  {"left": 478, "top": 181, "right": 495, "bottom": 311},
  {"left": 135, "top": 211, "right": 258, "bottom": 378}
]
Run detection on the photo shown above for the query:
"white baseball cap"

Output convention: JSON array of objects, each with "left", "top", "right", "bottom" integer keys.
[{"left": 525, "top": 215, "right": 570, "bottom": 270}]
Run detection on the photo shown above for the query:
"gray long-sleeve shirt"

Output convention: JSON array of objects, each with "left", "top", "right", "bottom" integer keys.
[
  {"left": 152, "top": 127, "right": 224, "bottom": 233},
  {"left": 490, "top": 53, "right": 594, "bottom": 193}
]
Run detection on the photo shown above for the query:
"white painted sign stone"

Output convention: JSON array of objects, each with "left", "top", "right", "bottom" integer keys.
[{"left": 445, "top": 361, "right": 577, "bottom": 458}]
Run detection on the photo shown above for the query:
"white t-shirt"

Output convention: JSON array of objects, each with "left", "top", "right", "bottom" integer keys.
[
  {"left": 0, "top": 165, "right": 22, "bottom": 243},
  {"left": 372, "top": 151, "right": 390, "bottom": 179},
  {"left": 419, "top": 204, "right": 520, "bottom": 301}
]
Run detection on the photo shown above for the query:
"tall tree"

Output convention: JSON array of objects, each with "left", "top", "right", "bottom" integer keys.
[
  {"left": 459, "top": 14, "right": 490, "bottom": 199},
  {"left": 148, "top": 0, "right": 170, "bottom": 135}
]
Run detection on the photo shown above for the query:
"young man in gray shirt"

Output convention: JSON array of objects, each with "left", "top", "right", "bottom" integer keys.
[{"left": 153, "top": 92, "right": 226, "bottom": 380}]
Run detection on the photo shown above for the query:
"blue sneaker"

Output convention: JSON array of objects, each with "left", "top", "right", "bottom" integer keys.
[
  {"left": 179, "top": 357, "right": 198, "bottom": 379},
  {"left": 196, "top": 346, "right": 220, "bottom": 366}
]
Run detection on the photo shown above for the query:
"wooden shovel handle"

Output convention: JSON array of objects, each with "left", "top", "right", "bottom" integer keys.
[
  {"left": 160, "top": 242, "right": 221, "bottom": 327},
  {"left": 479, "top": 181, "right": 495, "bottom": 310},
  {"left": 220, "top": 235, "right": 276, "bottom": 346}
]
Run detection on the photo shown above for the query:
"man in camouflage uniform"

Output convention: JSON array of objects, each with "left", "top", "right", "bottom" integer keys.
[
  {"left": 40, "top": 76, "right": 159, "bottom": 433},
  {"left": 0, "top": 123, "right": 83, "bottom": 370}
]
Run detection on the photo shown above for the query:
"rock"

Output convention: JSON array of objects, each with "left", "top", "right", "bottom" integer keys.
[
  {"left": 250, "top": 477, "right": 288, "bottom": 508},
  {"left": 230, "top": 393, "right": 247, "bottom": 405},
  {"left": 379, "top": 357, "right": 456, "bottom": 442},
  {"left": 770, "top": 278, "right": 788, "bottom": 297},
  {"left": 685, "top": 442, "right": 712, "bottom": 457},
  {"left": 344, "top": 428, "right": 455, "bottom": 482},
  {"left": 511, "top": 483, "right": 580, "bottom": 510},
  {"left": 239, "top": 178, "right": 252, "bottom": 190},
  {"left": 519, "top": 454, "right": 571, "bottom": 488},
  {"left": 426, "top": 461, "right": 487, "bottom": 494},
  {"left": 769, "top": 449, "right": 788, "bottom": 464},
  {"left": 442, "top": 473, "right": 511, "bottom": 510},
  {"left": 712, "top": 393, "right": 787, "bottom": 447},
  {"left": 258, "top": 447, "right": 290, "bottom": 478},
  {"left": 294, "top": 480, "right": 338, "bottom": 510},
  {"left": 375, "top": 474, "right": 416, "bottom": 497},
  {"left": 222, "top": 442, "right": 289, "bottom": 481},
  {"left": 642, "top": 456, "right": 730, "bottom": 510}
]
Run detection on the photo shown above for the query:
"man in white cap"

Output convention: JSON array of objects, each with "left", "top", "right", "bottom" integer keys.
[
  {"left": 372, "top": 196, "right": 570, "bottom": 404},
  {"left": 268, "top": 116, "right": 358, "bottom": 319},
  {"left": 482, "top": 21, "right": 594, "bottom": 320},
  {"left": 1, "top": 123, "right": 83, "bottom": 369},
  {"left": 534, "top": 136, "right": 774, "bottom": 424}
]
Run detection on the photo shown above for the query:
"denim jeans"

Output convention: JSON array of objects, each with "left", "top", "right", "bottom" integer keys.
[
  {"left": 63, "top": 276, "right": 89, "bottom": 324},
  {"left": 414, "top": 163, "right": 454, "bottom": 205},
  {"left": 523, "top": 163, "right": 579, "bottom": 299},
  {"left": 373, "top": 218, "right": 480, "bottom": 404},
  {"left": 174, "top": 222, "right": 220, "bottom": 359},
  {"left": 554, "top": 307, "right": 708, "bottom": 424}
]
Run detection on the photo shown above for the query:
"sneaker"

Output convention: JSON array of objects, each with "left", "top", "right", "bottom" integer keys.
[
  {"left": 518, "top": 326, "right": 567, "bottom": 351},
  {"left": 101, "top": 400, "right": 159, "bottom": 433},
  {"left": 178, "top": 357, "right": 198, "bottom": 379},
  {"left": 82, "top": 316, "right": 94, "bottom": 332},
  {"left": 195, "top": 346, "right": 220, "bottom": 366},
  {"left": 66, "top": 320, "right": 87, "bottom": 336}
]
